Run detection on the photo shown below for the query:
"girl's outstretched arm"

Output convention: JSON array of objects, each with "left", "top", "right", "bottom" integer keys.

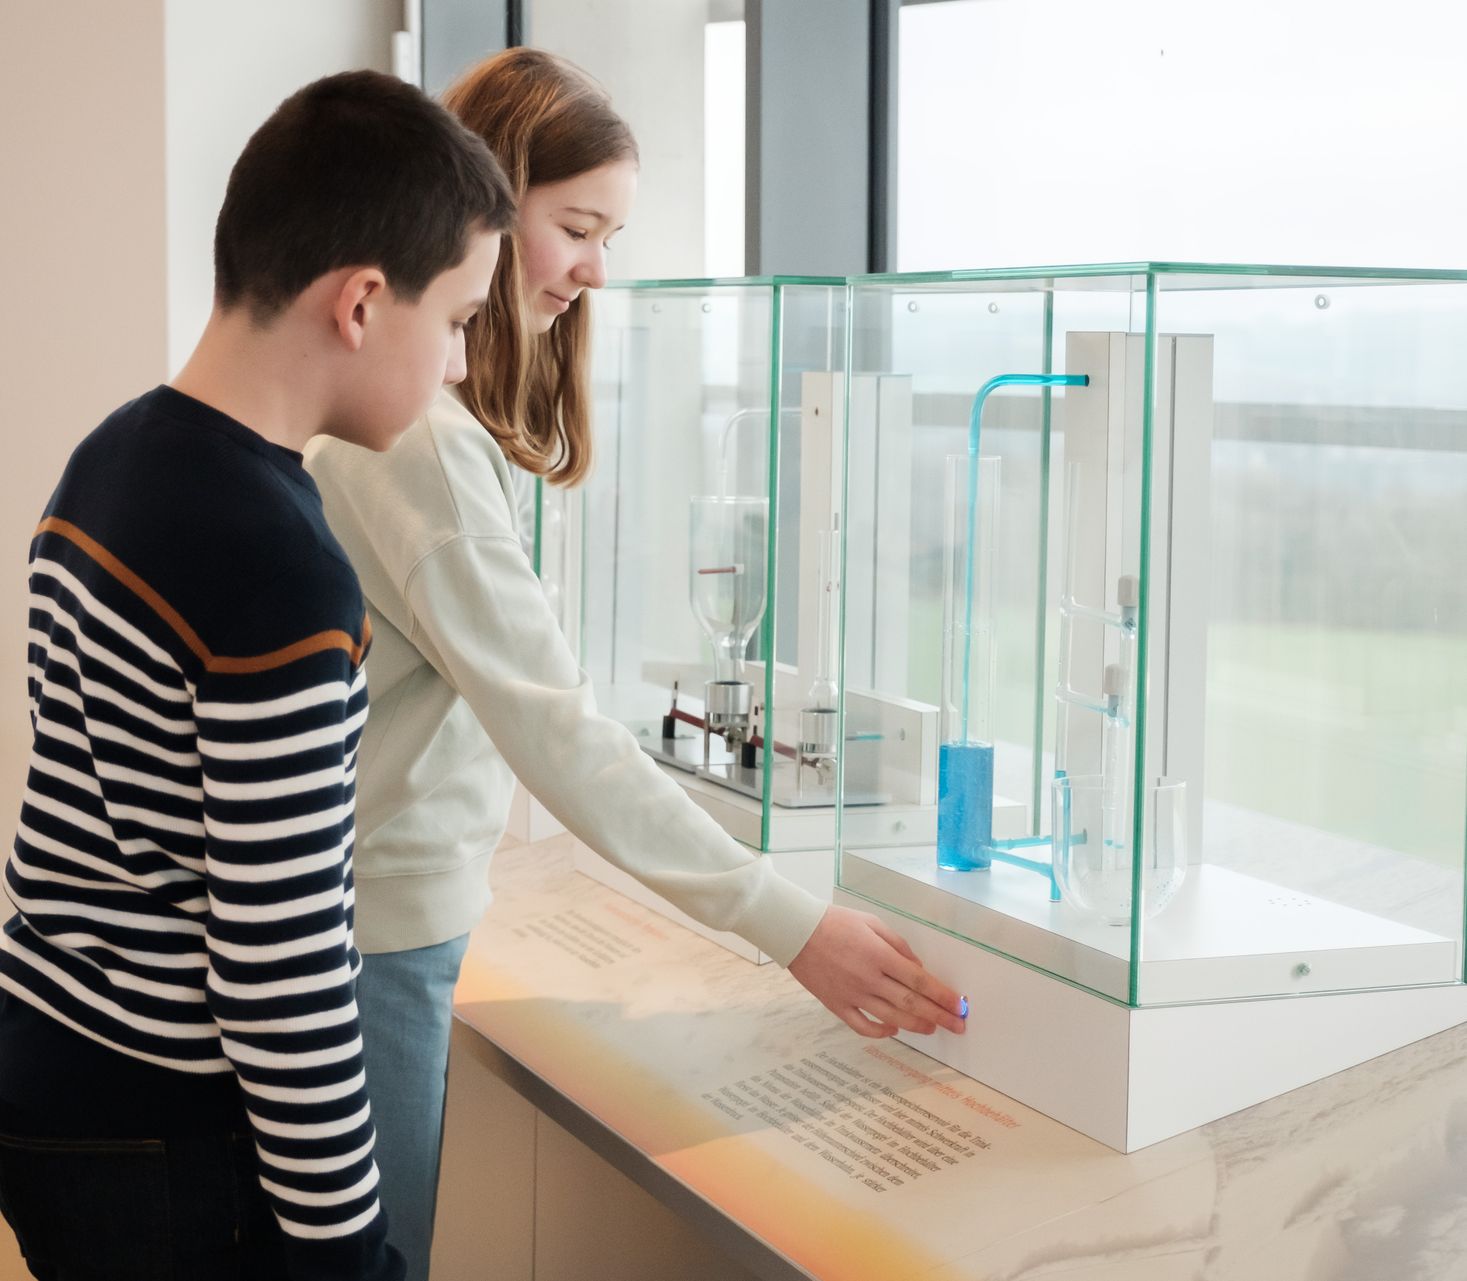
[{"left": 787, "top": 906, "right": 968, "bottom": 1038}]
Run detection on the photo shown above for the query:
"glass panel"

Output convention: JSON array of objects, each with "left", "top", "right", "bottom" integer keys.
[
  {"left": 531, "top": 476, "right": 578, "bottom": 646},
  {"left": 837, "top": 263, "right": 1467, "bottom": 1010},
  {"left": 1136, "top": 269, "right": 1467, "bottom": 1003},
  {"left": 838, "top": 271, "right": 1147, "bottom": 1002},
  {"left": 585, "top": 279, "right": 846, "bottom": 853}
]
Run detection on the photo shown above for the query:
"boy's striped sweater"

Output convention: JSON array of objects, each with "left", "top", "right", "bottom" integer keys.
[{"left": 0, "top": 386, "right": 400, "bottom": 1280}]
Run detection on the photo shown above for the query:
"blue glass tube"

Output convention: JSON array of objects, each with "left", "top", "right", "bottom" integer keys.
[
  {"left": 937, "top": 740, "right": 993, "bottom": 871},
  {"left": 938, "top": 371, "right": 1088, "bottom": 882},
  {"left": 960, "top": 373, "right": 1088, "bottom": 741}
]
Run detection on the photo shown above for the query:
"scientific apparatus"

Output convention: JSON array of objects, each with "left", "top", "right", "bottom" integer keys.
[
  {"left": 835, "top": 263, "right": 1467, "bottom": 1149},
  {"left": 688, "top": 493, "right": 768, "bottom": 765}
]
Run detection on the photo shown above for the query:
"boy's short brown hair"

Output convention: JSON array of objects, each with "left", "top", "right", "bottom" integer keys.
[{"left": 214, "top": 69, "right": 515, "bottom": 321}]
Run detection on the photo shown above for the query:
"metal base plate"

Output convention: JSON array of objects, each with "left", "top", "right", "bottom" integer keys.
[{"left": 626, "top": 722, "right": 885, "bottom": 811}]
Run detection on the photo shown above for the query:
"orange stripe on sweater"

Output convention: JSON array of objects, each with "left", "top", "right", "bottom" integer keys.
[{"left": 35, "top": 517, "right": 370, "bottom": 674}]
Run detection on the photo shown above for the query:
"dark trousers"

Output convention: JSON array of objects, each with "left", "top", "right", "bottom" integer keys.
[{"left": 0, "top": 1128, "right": 288, "bottom": 1280}]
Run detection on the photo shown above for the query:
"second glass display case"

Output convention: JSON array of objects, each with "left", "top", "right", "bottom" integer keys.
[{"left": 834, "top": 263, "right": 1467, "bottom": 1146}]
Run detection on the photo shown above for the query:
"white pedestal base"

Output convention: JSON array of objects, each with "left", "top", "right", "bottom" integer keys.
[
  {"left": 842, "top": 847, "right": 1457, "bottom": 1003},
  {"left": 838, "top": 888, "right": 1467, "bottom": 1152}
]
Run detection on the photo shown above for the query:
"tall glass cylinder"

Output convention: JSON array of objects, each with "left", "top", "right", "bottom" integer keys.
[
  {"left": 1053, "top": 462, "right": 1085, "bottom": 778},
  {"left": 937, "top": 454, "right": 1000, "bottom": 871},
  {"left": 810, "top": 526, "right": 838, "bottom": 711}
]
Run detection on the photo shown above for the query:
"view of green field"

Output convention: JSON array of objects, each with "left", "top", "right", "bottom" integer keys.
[{"left": 903, "top": 595, "right": 1466, "bottom": 868}]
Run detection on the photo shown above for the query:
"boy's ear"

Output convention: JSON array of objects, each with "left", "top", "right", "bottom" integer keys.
[{"left": 331, "top": 267, "right": 390, "bottom": 351}]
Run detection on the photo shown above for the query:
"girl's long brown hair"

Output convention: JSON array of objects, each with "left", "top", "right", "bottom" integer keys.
[{"left": 443, "top": 48, "right": 637, "bottom": 487}]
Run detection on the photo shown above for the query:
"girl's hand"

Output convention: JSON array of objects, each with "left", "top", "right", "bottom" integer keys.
[{"left": 786, "top": 905, "right": 968, "bottom": 1038}]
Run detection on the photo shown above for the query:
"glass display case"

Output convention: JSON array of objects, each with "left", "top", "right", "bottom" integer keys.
[
  {"left": 569, "top": 277, "right": 849, "bottom": 925},
  {"left": 530, "top": 475, "right": 579, "bottom": 645},
  {"left": 503, "top": 473, "right": 579, "bottom": 848},
  {"left": 834, "top": 263, "right": 1467, "bottom": 1147}
]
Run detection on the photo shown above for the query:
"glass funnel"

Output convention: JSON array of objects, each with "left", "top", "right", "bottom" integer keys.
[{"left": 689, "top": 496, "right": 769, "bottom": 685}]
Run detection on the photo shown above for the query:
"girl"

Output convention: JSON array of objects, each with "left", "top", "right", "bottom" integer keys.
[{"left": 306, "top": 47, "right": 965, "bottom": 1281}]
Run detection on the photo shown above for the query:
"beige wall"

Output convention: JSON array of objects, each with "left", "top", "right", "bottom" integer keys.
[
  {"left": 0, "top": 14, "right": 167, "bottom": 1269},
  {"left": 0, "top": 0, "right": 400, "bottom": 862},
  {"left": 0, "top": 0, "right": 721, "bottom": 873},
  {"left": 0, "top": 0, "right": 703, "bottom": 846},
  {"left": 0, "top": 3, "right": 395, "bottom": 1271},
  {"left": 0, "top": 0, "right": 171, "bottom": 839}
]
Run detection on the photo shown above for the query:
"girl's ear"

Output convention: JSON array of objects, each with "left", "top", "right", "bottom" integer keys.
[{"left": 332, "top": 268, "right": 389, "bottom": 351}]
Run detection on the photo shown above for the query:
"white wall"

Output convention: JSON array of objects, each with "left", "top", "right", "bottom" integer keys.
[
  {"left": 165, "top": 0, "right": 400, "bottom": 370},
  {"left": 530, "top": 0, "right": 708, "bottom": 279}
]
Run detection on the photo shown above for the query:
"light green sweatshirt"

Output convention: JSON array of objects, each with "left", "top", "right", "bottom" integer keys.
[{"left": 305, "top": 389, "right": 826, "bottom": 964}]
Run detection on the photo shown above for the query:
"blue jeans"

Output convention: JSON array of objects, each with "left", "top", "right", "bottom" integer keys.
[
  {"left": 0, "top": 1129, "right": 287, "bottom": 1280},
  {"left": 356, "top": 934, "right": 470, "bottom": 1281}
]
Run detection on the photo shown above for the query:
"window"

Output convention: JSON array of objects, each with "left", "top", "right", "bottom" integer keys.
[{"left": 897, "top": 0, "right": 1467, "bottom": 269}]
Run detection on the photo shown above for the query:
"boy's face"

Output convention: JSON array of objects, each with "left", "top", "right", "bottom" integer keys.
[{"left": 331, "top": 228, "right": 502, "bottom": 451}]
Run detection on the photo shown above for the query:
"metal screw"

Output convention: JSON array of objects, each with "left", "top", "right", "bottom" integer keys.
[
  {"left": 988, "top": 302, "right": 1000, "bottom": 314},
  {"left": 701, "top": 302, "right": 713, "bottom": 313},
  {"left": 1293, "top": 963, "right": 1312, "bottom": 978},
  {"left": 906, "top": 300, "right": 919, "bottom": 313},
  {"left": 1314, "top": 295, "right": 1330, "bottom": 310},
  {"left": 651, "top": 302, "right": 662, "bottom": 314}
]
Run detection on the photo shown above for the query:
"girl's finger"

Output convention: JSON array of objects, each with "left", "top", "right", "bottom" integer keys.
[
  {"left": 857, "top": 995, "right": 939, "bottom": 1037},
  {"left": 841, "top": 1005, "right": 898, "bottom": 1039}
]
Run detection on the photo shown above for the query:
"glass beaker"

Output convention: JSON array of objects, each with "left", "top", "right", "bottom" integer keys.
[{"left": 1052, "top": 774, "right": 1188, "bottom": 924}]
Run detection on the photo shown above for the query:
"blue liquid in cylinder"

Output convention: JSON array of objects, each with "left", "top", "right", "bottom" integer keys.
[{"left": 938, "top": 741, "right": 994, "bottom": 871}]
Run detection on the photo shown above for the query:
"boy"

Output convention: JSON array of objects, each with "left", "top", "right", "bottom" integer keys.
[{"left": 0, "top": 70, "right": 512, "bottom": 1280}]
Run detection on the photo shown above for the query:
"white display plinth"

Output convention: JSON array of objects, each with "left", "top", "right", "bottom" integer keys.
[
  {"left": 841, "top": 848, "right": 1457, "bottom": 1003},
  {"left": 835, "top": 874, "right": 1467, "bottom": 1152}
]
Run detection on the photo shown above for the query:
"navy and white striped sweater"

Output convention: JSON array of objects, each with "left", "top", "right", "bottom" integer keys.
[{"left": 0, "top": 386, "right": 400, "bottom": 1280}]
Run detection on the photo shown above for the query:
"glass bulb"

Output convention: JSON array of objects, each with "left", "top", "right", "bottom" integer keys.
[{"left": 689, "top": 496, "right": 769, "bottom": 683}]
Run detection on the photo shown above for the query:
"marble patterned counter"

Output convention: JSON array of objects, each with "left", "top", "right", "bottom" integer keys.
[{"left": 442, "top": 832, "right": 1467, "bottom": 1281}]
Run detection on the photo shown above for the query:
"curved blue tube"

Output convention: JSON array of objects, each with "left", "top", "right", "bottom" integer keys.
[
  {"left": 940, "top": 371, "right": 1087, "bottom": 892},
  {"left": 960, "top": 373, "right": 1088, "bottom": 742}
]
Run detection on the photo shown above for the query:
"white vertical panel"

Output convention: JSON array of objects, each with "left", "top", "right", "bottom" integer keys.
[{"left": 797, "top": 372, "right": 843, "bottom": 693}]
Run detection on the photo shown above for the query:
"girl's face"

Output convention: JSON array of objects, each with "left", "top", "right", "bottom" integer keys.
[{"left": 517, "top": 158, "right": 638, "bottom": 334}]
